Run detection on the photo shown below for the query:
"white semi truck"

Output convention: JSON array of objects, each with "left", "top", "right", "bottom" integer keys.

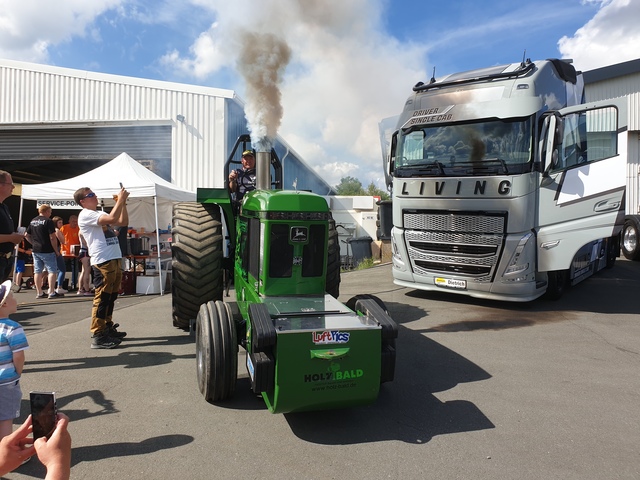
[{"left": 383, "top": 58, "right": 627, "bottom": 301}]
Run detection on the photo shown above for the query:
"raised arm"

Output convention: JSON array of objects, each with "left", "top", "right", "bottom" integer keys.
[{"left": 98, "top": 187, "right": 130, "bottom": 227}]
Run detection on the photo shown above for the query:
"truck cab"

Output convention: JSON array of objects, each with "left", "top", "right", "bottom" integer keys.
[{"left": 385, "top": 59, "right": 626, "bottom": 301}]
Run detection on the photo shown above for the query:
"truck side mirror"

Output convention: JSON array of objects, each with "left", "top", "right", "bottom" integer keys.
[
  {"left": 541, "top": 114, "right": 561, "bottom": 177},
  {"left": 388, "top": 131, "right": 398, "bottom": 177}
]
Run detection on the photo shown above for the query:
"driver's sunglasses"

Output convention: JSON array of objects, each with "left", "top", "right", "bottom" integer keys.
[{"left": 82, "top": 192, "right": 96, "bottom": 200}]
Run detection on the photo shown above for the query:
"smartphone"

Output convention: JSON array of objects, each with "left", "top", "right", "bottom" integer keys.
[
  {"left": 30, "top": 391, "right": 57, "bottom": 440},
  {"left": 119, "top": 182, "right": 124, "bottom": 189}
]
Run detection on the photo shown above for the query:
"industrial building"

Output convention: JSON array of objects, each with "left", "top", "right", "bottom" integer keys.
[{"left": 0, "top": 58, "right": 334, "bottom": 195}]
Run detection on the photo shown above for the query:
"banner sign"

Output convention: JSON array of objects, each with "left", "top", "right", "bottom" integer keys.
[{"left": 36, "top": 199, "right": 80, "bottom": 209}]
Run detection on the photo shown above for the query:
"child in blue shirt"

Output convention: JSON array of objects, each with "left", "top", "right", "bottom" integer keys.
[{"left": 0, "top": 279, "right": 29, "bottom": 441}]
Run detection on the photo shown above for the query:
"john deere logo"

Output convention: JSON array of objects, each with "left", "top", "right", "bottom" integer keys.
[{"left": 290, "top": 226, "right": 308, "bottom": 242}]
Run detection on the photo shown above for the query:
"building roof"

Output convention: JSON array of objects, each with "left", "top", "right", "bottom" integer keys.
[
  {"left": 0, "top": 58, "right": 236, "bottom": 99},
  {"left": 583, "top": 57, "right": 640, "bottom": 84}
]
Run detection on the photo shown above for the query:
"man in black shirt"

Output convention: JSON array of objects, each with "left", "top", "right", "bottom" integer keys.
[
  {"left": 0, "top": 171, "right": 25, "bottom": 283},
  {"left": 26, "top": 204, "right": 61, "bottom": 299},
  {"left": 228, "top": 150, "right": 257, "bottom": 201}
]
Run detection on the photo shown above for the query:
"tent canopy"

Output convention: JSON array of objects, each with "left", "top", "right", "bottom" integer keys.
[{"left": 20, "top": 152, "right": 195, "bottom": 231}]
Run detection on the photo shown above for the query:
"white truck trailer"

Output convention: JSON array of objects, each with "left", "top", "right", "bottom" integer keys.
[{"left": 383, "top": 58, "right": 627, "bottom": 301}]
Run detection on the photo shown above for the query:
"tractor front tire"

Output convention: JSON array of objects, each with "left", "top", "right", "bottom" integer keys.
[
  {"left": 196, "top": 301, "right": 238, "bottom": 402},
  {"left": 171, "top": 202, "right": 223, "bottom": 329}
]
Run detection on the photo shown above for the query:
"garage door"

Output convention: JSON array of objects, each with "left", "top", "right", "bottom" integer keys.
[{"left": 0, "top": 125, "right": 171, "bottom": 184}]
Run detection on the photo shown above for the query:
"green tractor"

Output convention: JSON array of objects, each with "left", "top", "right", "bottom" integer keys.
[{"left": 170, "top": 134, "right": 397, "bottom": 413}]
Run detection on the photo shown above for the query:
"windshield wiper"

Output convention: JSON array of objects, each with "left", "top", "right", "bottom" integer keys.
[
  {"left": 483, "top": 158, "right": 509, "bottom": 174},
  {"left": 399, "top": 161, "right": 446, "bottom": 175}
]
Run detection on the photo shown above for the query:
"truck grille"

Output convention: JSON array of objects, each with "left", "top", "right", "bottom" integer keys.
[{"left": 403, "top": 212, "right": 506, "bottom": 281}]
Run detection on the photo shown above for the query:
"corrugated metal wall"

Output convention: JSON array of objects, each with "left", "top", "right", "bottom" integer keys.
[
  {"left": 586, "top": 73, "right": 640, "bottom": 216},
  {"left": 0, "top": 60, "right": 232, "bottom": 192},
  {"left": 630, "top": 92, "right": 640, "bottom": 132},
  {"left": 626, "top": 133, "right": 640, "bottom": 215}
]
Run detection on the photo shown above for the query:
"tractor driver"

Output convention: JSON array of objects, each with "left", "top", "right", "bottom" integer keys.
[{"left": 228, "top": 150, "right": 257, "bottom": 202}]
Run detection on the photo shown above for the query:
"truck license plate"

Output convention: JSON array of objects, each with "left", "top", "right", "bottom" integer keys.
[{"left": 435, "top": 277, "right": 466, "bottom": 290}]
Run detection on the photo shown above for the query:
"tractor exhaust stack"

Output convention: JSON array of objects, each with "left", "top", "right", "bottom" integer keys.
[{"left": 256, "top": 150, "right": 271, "bottom": 191}]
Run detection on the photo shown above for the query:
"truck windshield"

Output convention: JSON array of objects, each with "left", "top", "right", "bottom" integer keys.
[{"left": 396, "top": 117, "right": 533, "bottom": 176}]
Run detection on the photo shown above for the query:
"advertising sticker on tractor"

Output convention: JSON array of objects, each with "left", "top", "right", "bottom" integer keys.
[{"left": 312, "top": 330, "right": 350, "bottom": 344}]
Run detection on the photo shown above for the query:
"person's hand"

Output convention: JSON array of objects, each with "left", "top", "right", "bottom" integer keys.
[
  {"left": 0, "top": 415, "right": 36, "bottom": 476},
  {"left": 34, "top": 413, "right": 71, "bottom": 480},
  {"left": 7, "top": 232, "right": 26, "bottom": 244},
  {"left": 229, "top": 170, "right": 237, "bottom": 181},
  {"left": 118, "top": 187, "right": 130, "bottom": 202}
]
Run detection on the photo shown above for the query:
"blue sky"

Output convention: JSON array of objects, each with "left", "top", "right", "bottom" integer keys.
[{"left": 1, "top": 0, "right": 639, "bottom": 188}]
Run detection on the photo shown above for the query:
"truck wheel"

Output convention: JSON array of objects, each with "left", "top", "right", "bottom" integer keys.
[
  {"left": 171, "top": 202, "right": 223, "bottom": 329},
  {"left": 544, "top": 270, "right": 567, "bottom": 300},
  {"left": 605, "top": 236, "right": 618, "bottom": 269},
  {"left": 196, "top": 301, "right": 237, "bottom": 402},
  {"left": 325, "top": 217, "right": 341, "bottom": 298},
  {"left": 621, "top": 217, "right": 640, "bottom": 261}
]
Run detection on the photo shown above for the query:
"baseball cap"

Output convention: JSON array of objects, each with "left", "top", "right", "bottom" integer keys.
[
  {"left": 0, "top": 280, "right": 12, "bottom": 308},
  {"left": 242, "top": 150, "right": 254, "bottom": 157}
]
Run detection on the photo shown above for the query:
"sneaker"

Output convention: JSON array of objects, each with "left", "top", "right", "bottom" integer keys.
[
  {"left": 107, "top": 323, "right": 127, "bottom": 339},
  {"left": 83, "top": 291, "right": 94, "bottom": 296},
  {"left": 56, "top": 287, "right": 68, "bottom": 294},
  {"left": 35, "top": 293, "right": 47, "bottom": 299},
  {"left": 77, "top": 289, "right": 85, "bottom": 295},
  {"left": 91, "top": 334, "right": 122, "bottom": 349},
  {"left": 48, "top": 292, "right": 64, "bottom": 299}
]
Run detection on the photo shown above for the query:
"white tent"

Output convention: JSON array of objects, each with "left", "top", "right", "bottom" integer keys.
[{"left": 19, "top": 152, "right": 196, "bottom": 294}]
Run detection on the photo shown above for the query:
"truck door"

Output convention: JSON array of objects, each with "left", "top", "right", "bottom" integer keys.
[{"left": 537, "top": 104, "right": 626, "bottom": 272}]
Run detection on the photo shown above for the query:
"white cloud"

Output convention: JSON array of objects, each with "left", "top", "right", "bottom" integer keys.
[
  {"left": 160, "top": 0, "right": 427, "bottom": 188},
  {"left": 558, "top": 0, "right": 640, "bottom": 70},
  {"left": 0, "top": 0, "right": 123, "bottom": 63},
  {"left": 160, "top": 25, "right": 229, "bottom": 79}
]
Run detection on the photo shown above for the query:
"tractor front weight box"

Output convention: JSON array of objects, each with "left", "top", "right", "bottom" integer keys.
[
  {"left": 255, "top": 295, "right": 386, "bottom": 414},
  {"left": 247, "top": 351, "right": 275, "bottom": 394}
]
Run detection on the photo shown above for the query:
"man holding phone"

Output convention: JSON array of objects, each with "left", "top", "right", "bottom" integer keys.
[{"left": 74, "top": 186, "right": 129, "bottom": 349}]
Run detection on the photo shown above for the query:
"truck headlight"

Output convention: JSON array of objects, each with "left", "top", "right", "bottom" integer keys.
[
  {"left": 391, "top": 235, "right": 405, "bottom": 269},
  {"left": 504, "top": 232, "right": 533, "bottom": 276},
  {"left": 391, "top": 235, "right": 402, "bottom": 261}
]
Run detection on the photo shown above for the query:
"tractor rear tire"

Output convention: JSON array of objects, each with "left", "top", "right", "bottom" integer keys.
[
  {"left": 326, "top": 217, "right": 341, "bottom": 298},
  {"left": 196, "top": 301, "right": 238, "bottom": 402},
  {"left": 171, "top": 202, "right": 223, "bottom": 329}
]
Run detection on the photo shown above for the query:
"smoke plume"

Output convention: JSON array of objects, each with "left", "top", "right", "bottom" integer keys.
[{"left": 236, "top": 31, "right": 291, "bottom": 152}]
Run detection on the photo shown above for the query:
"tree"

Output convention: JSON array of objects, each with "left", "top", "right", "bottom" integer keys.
[
  {"left": 334, "top": 176, "right": 390, "bottom": 200},
  {"left": 335, "top": 176, "right": 364, "bottom": 196},
  {"left": 365, "top": 182, "right": 390, "bottom": 201}
]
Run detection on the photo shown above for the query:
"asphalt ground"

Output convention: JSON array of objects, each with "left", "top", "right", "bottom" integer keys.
[{"left": 4, "top": 260, "right": 640, "bottom": 479}]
